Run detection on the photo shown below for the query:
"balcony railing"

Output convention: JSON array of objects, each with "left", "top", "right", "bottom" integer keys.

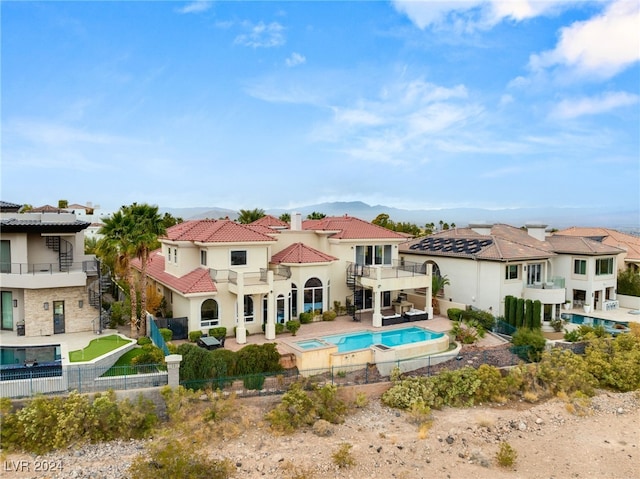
[
  {"left": 526, "top": 276, "right": 565, "bottom": 289},
  {"left": 0, "top": 260, "right": 98, "bottom": 275},
  {"left": 347, "top": 260, "right": 428, "bottom": 280}
]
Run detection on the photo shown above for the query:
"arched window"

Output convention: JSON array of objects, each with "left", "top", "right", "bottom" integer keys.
[
  {"left": 291, "top": 283, "right": 298, "bottom": 318},
  {"left": 200, "top": 299, "right": 219, "bottom": 328},
  {"left": 422, "top": 261, "right": 440, "bottom": 277},
  {"left": 277, "top": 294, "right": 286, "bottom": 324},
  {"left": 303, "top": 277, "right": 323, "bottom": 314},
  {"left": 243, "top": 295, "right": 254, "bottom": 323}
]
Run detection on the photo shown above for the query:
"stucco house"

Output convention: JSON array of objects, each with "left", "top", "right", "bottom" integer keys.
[
  {"left": 134, "top": 213, "right": 432, "bottom": 344},
  {"left": 553, "top": 227, "right": 640, "bottom": 273},
  {"left": 400, "top": 223, "right": 625, "bottom": 321},
  {"left": 0, "top": 201, "right": 103, "bottom": 337}
]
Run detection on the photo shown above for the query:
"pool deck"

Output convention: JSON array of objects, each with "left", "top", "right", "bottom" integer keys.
[
  {"left": 0, "top": 327, "right": 123, "bottom": 351},
  {"left": 561, "top": 306, "right": 640, "bottom": 324}
]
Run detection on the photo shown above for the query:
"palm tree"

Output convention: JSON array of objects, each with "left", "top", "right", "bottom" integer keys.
[
  {"left": 431, "top": 274, "right": 450, "bottom": 316},
  {"left": 279, "top": 213, "right": 291, "bottom": 223},
  {"left": 237, "top": 208, "right": 265, "bottom": 224},
  {"left": 125, "top": 203, "right": 166, "bottom": 337},
  {"left": 98, "top": 210, "right": 138, "bottom": 337},
  {"left": 424, "top": 222, "right": 435, "bottom": 235},
  {"left": 307, "top": 211, "right": 326, "bottom": 220}
]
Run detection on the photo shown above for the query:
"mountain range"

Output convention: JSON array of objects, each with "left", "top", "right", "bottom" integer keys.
[{"left": 161, "top": 201, "right": 639, "bottom": 233}]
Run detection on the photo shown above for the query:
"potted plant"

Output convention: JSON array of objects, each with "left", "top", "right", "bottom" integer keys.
[
  {"left": 583, "top": 303, "right": 591, "bottom": 314},
  {"left": 564, "top": 300, "right": 571, "bottom": 310}
]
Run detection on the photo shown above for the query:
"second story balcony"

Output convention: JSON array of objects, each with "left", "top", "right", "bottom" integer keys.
[
  {"left": 0, "top": 260, "right": 97, "bottom": 289},
  {"left": 524, "top": 276, "right": 566, "bottom": 304}
]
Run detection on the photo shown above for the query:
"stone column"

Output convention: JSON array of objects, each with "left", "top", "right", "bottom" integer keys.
[
  {"left": 165, "top": 354, "right": 182, "bottom": 388},
  {"left": 372, "top": 266, "right": 382, "bottom": 328},
  {"left": 235, "top": 274, "right": 247, "bottom": 344},
  {"left": 265, "top": 271, "right": 276, "bottom": 340}
]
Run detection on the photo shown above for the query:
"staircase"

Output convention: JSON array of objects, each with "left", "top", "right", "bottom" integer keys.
[
  {"left": 87, "top": 262, "right": 113, "bottom": 330},
  {"left": 346, "top": 263, "right": 365, "bottom": 322},
  {"left": 45, "top": 236, "right": 73, "bottom": 271}
]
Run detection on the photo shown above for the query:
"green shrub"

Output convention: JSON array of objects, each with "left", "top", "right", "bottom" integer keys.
[
  {"left": 525, "top": 299, "right": 533, "bottom": 328},
  {"left": 208, "top": 327, "right": 227, "bottom": 339},
  {"left": 298, "top": 312, "right": 313, "bottom": 324},
  {"left": 243, "top": 373, "right": 266, "bottom": 391},
  {"left": 128, "top": 439, "right": 234, "bottom": 479},
  {"left": 177, "top": 343, "right": 218, "bottom": 386},
  {"left": 159, "top": 328, "right": 173, "bottom": 342},
  {"left": 515, "top": 298, "right": 525, "bottom": 328},
  {"left": 322, "top": 310, "right": 337, "bottom": 321},
  {"left": 474, "top": 364, "right": 508, "bottom": 403},
  {"left": 508, "top": 297, "right": 517, "bottom": 327},
  {"left": 496, "top": 441, "right": 517, "bottom": 468},
  {"left": 447, "top": 308, "right": 464, "bottom": 321},
  {"left": 188, "top": 330, "right": 203, "bottom": 343},
  {"left": 536, "top": 348, "right": 596, "bottom": 396},
  {"left": 235, "top": 343, "right": 282, "bottom": 376},
  {"left": 275, "top": 323, "right": 285, "bottom": 334},
  {"left": 511, "top": 327, "right": 546, "bottom": 361},
  {"left": 532, "top": 300, "right": 542, "bottom": 328},
  {"left": 266, "top": 382, "right": 315, "bottom": 433},
  {"left": 131, "top": 345, "right": 165, "bottom": 370},
  {"left": 137, "top": 336, "right": 152, "bottom": 346},
  {"left": 285, "top": 320, "right": 301, "bottom": 336},
  {"left": 585, "top": 334, "right": 640, "bottom": 391},
  {"left": 617, "top": 268, "right": 640, "bottom": 297},
  {"left": 313, "top": 384, "right": 347, "bottom": 424}
]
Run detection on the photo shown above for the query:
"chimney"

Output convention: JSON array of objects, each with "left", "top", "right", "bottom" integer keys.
[
  {"left": 469, "top": 223, "right": 492, "bottom": 236},
  {"left": 291, "top": 212, "right": 302, "bottom": 231},
  {"left": 525, "top": 223, "right": 548, "bottom": 241}
]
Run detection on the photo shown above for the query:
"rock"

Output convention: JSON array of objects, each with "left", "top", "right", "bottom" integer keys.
[{"left": 446, "top": 436, "right": 455, "bottom": 445}]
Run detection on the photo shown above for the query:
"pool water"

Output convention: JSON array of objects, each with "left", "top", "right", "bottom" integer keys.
[
  {"left": 561, "top": 313, "right": 630, "bottom": 334},
  {"left": 0, "top": 345, "right": 61, "bottom": 368},
  {"left": 299, "top": 327, "right": 444, "bottom": 353}
]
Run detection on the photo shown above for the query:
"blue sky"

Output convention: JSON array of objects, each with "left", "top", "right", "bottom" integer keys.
[{"left": 2, "top": 1, "right": 639, "bottom": 215}]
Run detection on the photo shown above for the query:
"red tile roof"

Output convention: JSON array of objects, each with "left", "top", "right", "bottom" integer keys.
[
  {"left": 163, "top": 219, "right": 276, "bottom": 243},
  {"left": 271, "top": 242, "right": 338, "bottom": 264},
  {"left": 554, "top": 227, "right": 640, "bottom": 261},
  {"left": 302, "top": 215, "right": 408, "bottom": 240},
  {"left": 132, "top": 250, "right": 217, "bottom": 294},
  {"left": 250, "top": 215, "right": 290, "bottom": 229}
]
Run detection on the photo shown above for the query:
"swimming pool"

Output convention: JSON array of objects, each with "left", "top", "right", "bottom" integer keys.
[
  {"left": 0, "top": 345, "right": 61, "bottom": 367},
  {"left": 561, "top": 313, "right": 630, "bottom": 335},
  {"left": 308, "top": 327, "right": 444, "bottom": 353},
  {"left": 285, "top": 326, "right": 450, "bottom": 375}
]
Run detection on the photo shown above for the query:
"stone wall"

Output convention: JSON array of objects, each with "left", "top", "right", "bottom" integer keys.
[{"left": 24, "top": 286, "right": 96, "bottom": 336}]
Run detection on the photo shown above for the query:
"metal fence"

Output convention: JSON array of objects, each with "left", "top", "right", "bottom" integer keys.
[
  {"left": 0, "top": 363, "right": 167, "bottom": 399},
  {"left": 149, "top": 314, "right": 170, "bottom": 355},
  {"left": 180, "top": 344, "right": 532, "bottom": 398}
]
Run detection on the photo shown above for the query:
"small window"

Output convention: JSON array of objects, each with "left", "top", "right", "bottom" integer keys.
[
  {"left": 167, "top": 247, "right": 172, "bottom": 263},
  {"left": 174, "top": 248, "right": 178, "bottom": 264},
  {"left": 200, "top": 250, "right": 207, "bottom": 266},
  {"left": 505, "top": 264, "right": 519, "bottom": 280},
  {"left": 595, "top": 257, "right": 613, "bottom": 275},
  {"left": 574, "top": 259, "right": 586, "bottom": 275},
  {"left": 231, "top": 250, "right": 247, "bottom": 266}
]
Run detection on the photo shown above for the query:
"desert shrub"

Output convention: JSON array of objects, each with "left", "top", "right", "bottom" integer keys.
[
  {"left": 381, "top": 376, "right": 432, "bottom": 410},
  {"left": 313, "top": 384, "right": 347, "bottom": 424},
  {"left": 536, "top": 348, "right": 596, "bottom": 396},
  {"left": 1, "top": 391, "right": 156, "bottom": 454},
  {"left": 235, "top": 343, "right": 282, "bottom": 376},
  {"left": 298, "top": 312, "right": 313, "bottom": 324},
  {"left": 428, "top": 367, "right": 483, "bottom": 408},
  {"left": 159, "top": 327, "right": 173, "bottom": 342},
  {"left": 354, "top": 392, "right": 369, "bottom": 408},
  {"left": 285, "top": 320, "right": 301, "bottom": 336},
  {"left": 511, "top": 327, "right": 546, "bottom": 361},
  {"left": 495, "top": 441, "right": 517, "bottom": 468},
  {"left": 332, "top": 443, "right": 356, "bottom": 468},
  {"left": 474, "top": 364, "right": 508, "bottom": 403},
  {"left": 450, "top": 320, "right": 484, "bottom": 344},
  {"left": 406, "top": 398, "right": 432, "bottom": 425},
  {"left": 585, "top": 335, "right": 640, "bottom": 391},
  {"left": 189, "top": 330, "right": 203, "bottom": 343},
  {"left": 208, "top": 327, "right": 227, "bottom": 339},
  {"left": 312, "top": 419, "right": 333, "bottom": 437},
  {"left": 266, "top": 383, "right": 316, "bottom": 433},
  {"left": 128, "top": 439, "right": 234, "bottom": 479},
  {"left": 322, "top": 310, "right": 337, "bottom": 321},
  {"left": 137, "top": 336, "right": 152, "bottom": 346},
  {"left": 447, "top": 308, "right": 464, "bottom": 321}
]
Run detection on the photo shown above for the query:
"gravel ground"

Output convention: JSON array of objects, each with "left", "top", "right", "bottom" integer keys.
[{"left": 4, "top": 389, "right": 638, "bottom": 479}]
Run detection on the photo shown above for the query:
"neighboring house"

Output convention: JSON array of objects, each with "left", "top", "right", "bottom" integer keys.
[
  {"left": 0, "top": 201, "right": 103, "bottom": 337},
  {"left": 134, "top": 213, "right": 432, "bottom": 343},
  {"left": 553, "top": 227, "right": 640, "bottom": 273},
  {"left": 400, "top": 223, "right": 624, "bottom": 320}
]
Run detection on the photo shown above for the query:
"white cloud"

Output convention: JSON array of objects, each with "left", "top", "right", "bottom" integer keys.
[
  {"left": 551, "top": 91, "right": 640, "bottom": 119},
  {"left": 234, "top": 21, "right": 285, "bottom": 48},
  {"left": 176, "top": 1, "right": 212, "bottom": 15},
  {"left": 392, "top": 0, "right": 569, "bottom": 32},
  {"left": 285, "top": 52, "right": 306, "bottom": 67},
  {"left": 4, "top": 119, "right": 126, "bottom": 146},
  {"left": 529, "top": 0, "right": 640, "bottom": 79}
]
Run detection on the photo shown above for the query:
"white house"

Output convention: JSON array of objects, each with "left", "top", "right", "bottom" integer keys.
[
  {"left": 400, "top": 223, "right": 624, "bottom": 321},
  {"left": 133, "top": 213, "right": 432, "bottom": 343}
]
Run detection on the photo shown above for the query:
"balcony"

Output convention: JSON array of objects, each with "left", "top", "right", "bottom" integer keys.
[
  {"left": 347, "top": 260, "right": 431, "bottom": 292},
  {"left": 524, "top": 276, "right": 566, "bottom": 304},
  {"left": 0, "top": 260, "right": 97, "bottom": 289}
]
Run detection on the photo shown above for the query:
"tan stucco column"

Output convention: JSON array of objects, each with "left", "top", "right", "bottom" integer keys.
[
  {"left": 235, "top": 273, "right": 247, "bottom": 344},
  {"left": 165, "top": 354, "right": 182, "bottom": 388},
  {"left": 265, "top": 270, "right": 276, "bottom": 340},
  {"left": 372, "top": 267, "right": 382, "bottom": 328}
]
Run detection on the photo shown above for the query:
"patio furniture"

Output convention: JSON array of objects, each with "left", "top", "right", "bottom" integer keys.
[
  {"left": 382, "top": 313, "right": 404, "bottom": 326},
  {"left": 197, "top": 336, "right": 222, "bottom": 350},
  {"left": 403, "top": 309, "right": 428, "bottom": 321}
]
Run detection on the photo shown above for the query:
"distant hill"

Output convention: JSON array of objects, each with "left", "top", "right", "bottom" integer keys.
[{"left": 161, "top": 202, "right": 639, "bottom": 232}]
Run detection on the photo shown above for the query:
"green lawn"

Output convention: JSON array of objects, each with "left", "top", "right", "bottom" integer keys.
[
  {"left": 102, "top": 347, "right": 146, "bottom": 376},
  {"left": 69, "top": 334, "right": 133, "bottom": 362}
]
